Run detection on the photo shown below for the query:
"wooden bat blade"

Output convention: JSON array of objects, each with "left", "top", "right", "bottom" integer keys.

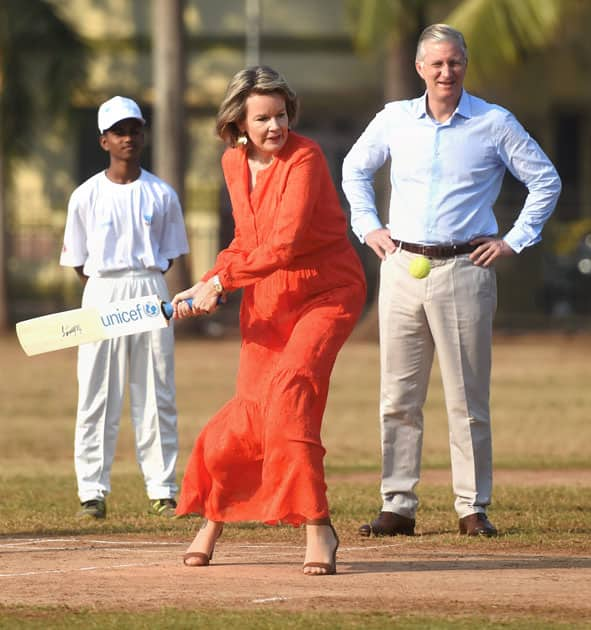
[
  {"left": 16, "top": 307, "right": 104, "bottom": 356},
  {"left": 16, "top": 295, "right": 169, "bottom": 356}
]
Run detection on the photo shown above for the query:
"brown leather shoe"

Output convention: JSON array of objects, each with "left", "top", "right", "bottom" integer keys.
[
  {"left": 359, "top": 511, "right": 415, "bottom": 537},
  {"left": 459, "top": 513, "right": 497, "bottom": 537}
]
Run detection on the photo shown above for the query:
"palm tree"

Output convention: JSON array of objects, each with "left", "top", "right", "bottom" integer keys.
[
  {"left": 346, "top": 0, "right": 571, "bottom": 339},
  {"left": 348, "top": 0, "right": 569, "bottom": 97},
  {"left": 0, "top": 0, "right": 87, "bottom": 331},
  {"left": 347, "top": 0, "right": 426, "bottom": 101}
]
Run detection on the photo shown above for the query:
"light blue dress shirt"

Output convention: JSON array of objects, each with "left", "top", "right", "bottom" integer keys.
[{"left": 342, "top": 90, "right": 561, "bottom": 253}]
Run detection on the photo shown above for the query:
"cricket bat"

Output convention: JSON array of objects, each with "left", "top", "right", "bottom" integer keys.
[{"left": 16, "top": 295, "right": 192, "bottom": 356}]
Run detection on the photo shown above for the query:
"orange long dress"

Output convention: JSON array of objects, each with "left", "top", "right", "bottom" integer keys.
[{"left": 176, "top": 132, "right": 367, "bottom": 526}]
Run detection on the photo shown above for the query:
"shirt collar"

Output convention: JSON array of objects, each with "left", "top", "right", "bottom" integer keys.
[
  {"left": 413, "top": 93, "right": 429, "bottom": 119},
  {"left": 456, "top": 90, "right": 472, "bottom": 119},
  {"left": 414, "top": 89, "right": 472, "bottom": 121}
]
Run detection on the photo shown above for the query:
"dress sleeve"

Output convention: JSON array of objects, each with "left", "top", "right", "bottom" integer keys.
[{"left": 207, "top": 147, "right": 322, "bottom": 291}]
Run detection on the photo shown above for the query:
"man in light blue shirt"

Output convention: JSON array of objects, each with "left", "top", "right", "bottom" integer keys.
[{"left": 342, "top": 24, "right": 561, "bottom": 538}]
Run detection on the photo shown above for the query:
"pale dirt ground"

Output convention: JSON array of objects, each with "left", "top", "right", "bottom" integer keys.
[{"left": 1, "top": 469, "right": 591, "bottom": 622}]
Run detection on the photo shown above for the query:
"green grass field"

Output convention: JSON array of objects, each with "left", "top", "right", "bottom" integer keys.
[{"left": 1, "top": 332, "right": 591, "bottom": 628}]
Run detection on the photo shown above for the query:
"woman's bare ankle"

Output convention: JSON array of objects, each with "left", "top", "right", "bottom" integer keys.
[
  {"left": 202, "top": 519, "right": 224, "bottom": 533},
  {"left": 303, "top": 522, "right": 339, "bottom": 575},
  {"left": 187, "top": 520, "right": 223, "bottom": 551},
  {"left": 305, "top": 517, "right": 331, "bottom": 526}
]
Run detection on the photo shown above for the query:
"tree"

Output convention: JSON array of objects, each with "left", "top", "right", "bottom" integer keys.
[
  {"left": 0, "top": 0, "right": 87, "bottom": 331},
  {"left": 345, "top": 0, "right": 570, "bottom": 339},
  {"left": 152, "top": 0, "right": 191, "bottom": 298}
]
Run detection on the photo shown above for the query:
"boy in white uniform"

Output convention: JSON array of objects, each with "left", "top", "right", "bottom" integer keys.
[{"left": 60, "top": 96, "right": 190, "bottom": 518}]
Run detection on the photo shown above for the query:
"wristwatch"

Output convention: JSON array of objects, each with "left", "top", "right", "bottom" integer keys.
[{"left": 211, "top": 274, "right": 224, "bottom": 294}]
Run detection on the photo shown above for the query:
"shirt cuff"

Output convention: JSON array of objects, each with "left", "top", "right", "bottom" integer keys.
[
  {"left": 503, "top": 227, "right": 541, "bottom": 254},
  {"left": 352, "top": 213, "right": 384, "bottom": 244}
]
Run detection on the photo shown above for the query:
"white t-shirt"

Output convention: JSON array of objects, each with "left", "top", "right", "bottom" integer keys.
[{"left": 60, "top": 169, "right": 189, "bottom": 276}]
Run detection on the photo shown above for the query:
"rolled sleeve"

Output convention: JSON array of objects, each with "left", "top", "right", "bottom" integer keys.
[
  {"left": 342, "top": 110, "right": 391, "bottom": 243},
  {"left": 497, "top": 114, "right": 562, "bottom": 253}
]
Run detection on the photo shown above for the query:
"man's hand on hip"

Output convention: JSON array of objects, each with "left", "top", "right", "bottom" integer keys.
[
  {"left": 469, "top": 237, "right": 515, "bottom": 267},
  {"left": 365, "top": 228, "right": 396, "bottom": 260}
]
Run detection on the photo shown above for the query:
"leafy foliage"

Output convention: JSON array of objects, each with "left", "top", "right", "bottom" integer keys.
[
  {"left": 447, "top": 0, "right": 568, "bottom": 89},
  {"left": 346, "top": 0, "right": 429, "bottom": 54},
  {"left": 345, "top": 0, "right": 576, "bottom": 88},
  {"left": 0, "top": 0, "right": 88, "bottom": 162}
]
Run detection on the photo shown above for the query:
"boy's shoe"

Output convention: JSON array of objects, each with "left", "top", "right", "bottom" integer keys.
[
  {"left": 77, "top": 499, "right": 106, "bottom": 519},
  {"left": 149, "top": 498, "right": 178, "bottom": 517}
]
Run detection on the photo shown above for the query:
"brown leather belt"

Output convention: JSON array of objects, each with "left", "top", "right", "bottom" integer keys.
[{"left": 392, "top": 239, "right": 477, "bottom": 258}]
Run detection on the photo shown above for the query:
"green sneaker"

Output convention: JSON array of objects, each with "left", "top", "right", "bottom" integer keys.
[
  {"left": 77, "top": 499, "right": 106, "bottom": 519},
  {"left": 149, "top": 498, "right": 177, "bottom": 517}
]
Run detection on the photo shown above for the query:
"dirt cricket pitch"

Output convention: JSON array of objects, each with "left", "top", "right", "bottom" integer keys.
[{"left": 2, "top": 470, "right": 591, "bottom": 622}]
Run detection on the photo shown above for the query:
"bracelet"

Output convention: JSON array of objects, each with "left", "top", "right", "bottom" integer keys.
[{"left": 211, "top": 274, "right": 224, "bottom": 294}]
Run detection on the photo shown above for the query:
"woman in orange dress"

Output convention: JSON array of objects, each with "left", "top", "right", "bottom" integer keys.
[{"left": 172, "top": 66, "right": 366, "bottom": 575}]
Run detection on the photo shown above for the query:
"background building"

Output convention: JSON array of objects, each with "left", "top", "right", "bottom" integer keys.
[{"left": 6, "top": 0, "right": 591, "bottom": 329}]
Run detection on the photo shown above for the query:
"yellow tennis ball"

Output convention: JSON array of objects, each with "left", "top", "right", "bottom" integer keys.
[{"left": 409, "top": 255, "right": 431, "bottom": 279}]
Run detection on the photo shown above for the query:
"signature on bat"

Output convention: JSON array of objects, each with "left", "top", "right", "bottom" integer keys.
[{"left": 61, "top": 324, "right": 83, "bottom": 337}]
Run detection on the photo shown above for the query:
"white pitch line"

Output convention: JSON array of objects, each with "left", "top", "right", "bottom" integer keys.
[
  {"left": 234, "top": 543, "right": 410, "bottom": 552},
  {"left": 0, "top": 538, "right": 183, "bottom": 548},
  {"left": 0, "top": 538, "right": 81, "bottom": 548},
  {"left": 2, "top": 547, "right": 176, "bottom": 555},
  {"left": 251, "top": 596, "right": 288, "bottom": 603},
  {"left": 85, "top": 539, "right": 183, "bottom": 546},
  {"left": 234, "top": 544, "right": 395, "bottom": 553},
  {"left": 0, "top": 561, "right": 161, "bottom": 578},
  {"left": 1, "top": 546, "right": 87, "bottom": 553},
  {"left": 0, "top": 569, "right": 63, "bottom": 577},
  {"left": 339, "top": 544, "right": 406, "bottom": 551},
  {"left": 237, "top": 544, "right": 304, "bottom": 550}
]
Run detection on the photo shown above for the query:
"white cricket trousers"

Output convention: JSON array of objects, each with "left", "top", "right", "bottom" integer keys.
[
  {"left": 75, "top": 270, "right": 178, "bottom": 502},
  {"left": 378, "top": 249, "right": 497, "bottom": 519}
]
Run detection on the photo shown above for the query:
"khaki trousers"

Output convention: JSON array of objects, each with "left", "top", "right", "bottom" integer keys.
[{"left": 378, "top": 248, "right": 497, "bottom": 518}]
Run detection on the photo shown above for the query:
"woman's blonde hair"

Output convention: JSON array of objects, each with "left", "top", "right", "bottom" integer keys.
[{"left": 215, "top": 65, "right": 299, "bottom": 146}]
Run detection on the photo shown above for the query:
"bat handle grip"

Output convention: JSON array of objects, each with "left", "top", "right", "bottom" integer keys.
[{"left": 161, "top": 298, "right": 193, "bottom": 320}]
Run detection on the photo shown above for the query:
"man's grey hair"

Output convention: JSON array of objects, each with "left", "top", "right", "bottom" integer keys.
[{"left": 416, "top": 24, "right": 468, "bottom": 63}]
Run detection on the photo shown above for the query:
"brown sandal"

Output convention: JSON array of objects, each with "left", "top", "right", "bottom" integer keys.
[
  {"left": 182, "top": 520, "right": 224, "bottom": 567},
  {"left": 303, "top": 519, "right": 339, "bottom": 576}
]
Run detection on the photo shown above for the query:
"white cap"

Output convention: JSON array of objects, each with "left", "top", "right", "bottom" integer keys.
[{"left": 97, "top": 96, "right": 145, "bottom": 133}]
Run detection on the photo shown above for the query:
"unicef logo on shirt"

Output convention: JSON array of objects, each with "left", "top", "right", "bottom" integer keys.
[{"left": 143, "top": 301, "right": 161, "bottom": 318}]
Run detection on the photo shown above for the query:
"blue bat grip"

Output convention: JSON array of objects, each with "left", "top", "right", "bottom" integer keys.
[{"left": 161, "top": 298, "right": 193, "bottom": 320}]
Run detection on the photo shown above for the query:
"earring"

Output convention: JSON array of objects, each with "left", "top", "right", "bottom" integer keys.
[{"left": 237, "top": 133, "right": 248, "bottom": 146}]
